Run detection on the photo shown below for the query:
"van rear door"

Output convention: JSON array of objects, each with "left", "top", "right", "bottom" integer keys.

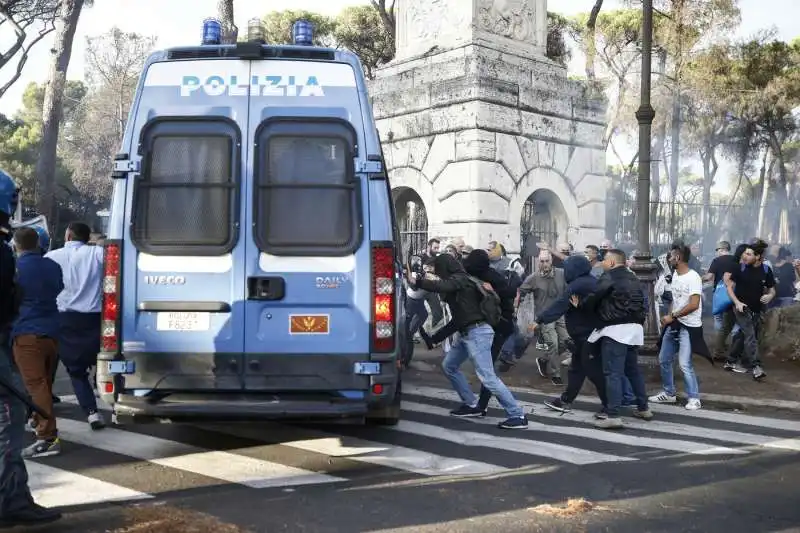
[
  {"left": 241, "top": 60, "right": 371, "bottom": 391},
  {"left": 121, "top": 59, "right": 250, "bottom": 391}
]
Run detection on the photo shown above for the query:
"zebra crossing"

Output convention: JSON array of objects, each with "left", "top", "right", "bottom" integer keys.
[{"left": 27, "top": 383, "right": 800, "bottom": 510}]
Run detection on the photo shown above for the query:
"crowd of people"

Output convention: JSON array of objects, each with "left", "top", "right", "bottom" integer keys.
[{"left": 404, "top": 235, "right": 800, "bottom": 432}]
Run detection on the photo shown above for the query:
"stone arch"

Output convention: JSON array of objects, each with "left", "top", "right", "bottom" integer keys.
[
  {"left": 510, "top": 167, "right": 580, "bottom": 256},
  {"left": 389, "top": 167, "right": 437, "bottom": 256}
]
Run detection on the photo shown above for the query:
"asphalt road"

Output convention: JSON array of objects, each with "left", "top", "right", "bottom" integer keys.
[{"left": 26, "top": 371, "right": 800, "bottom": 533}]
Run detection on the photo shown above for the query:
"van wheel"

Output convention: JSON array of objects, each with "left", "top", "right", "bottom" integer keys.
[{"left": 366, "top": 380, "right": 401, "bottom": 426}]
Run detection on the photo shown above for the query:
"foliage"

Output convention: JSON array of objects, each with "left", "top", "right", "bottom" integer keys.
[
  {"left": 334, "top": 5, "right": 395, "bottom": 79},
  {"left": 546, "top": 12, "right": 571, "bottom": 67},
  {"left": 62, "top": 28, "right": 157, "bottom": 204},
  {"left": 261, "top": 10, "right": 338, "bottom": 47}
]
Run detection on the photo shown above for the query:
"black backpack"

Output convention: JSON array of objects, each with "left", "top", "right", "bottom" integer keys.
[{"left": 467, "top": 275, "right": 503, "bottom": 328}]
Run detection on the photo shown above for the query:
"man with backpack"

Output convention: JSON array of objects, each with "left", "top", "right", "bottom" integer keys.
[
  {"left": 723, "top": 240, "right": 774, "bottom": 380},
  {"left": 407, "top": 253, "right": 527, "bottom": 429}
]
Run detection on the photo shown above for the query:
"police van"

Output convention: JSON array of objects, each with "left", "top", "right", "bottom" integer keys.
[{"left": 97, "top": 18, "right": 407, "bottom": 426}]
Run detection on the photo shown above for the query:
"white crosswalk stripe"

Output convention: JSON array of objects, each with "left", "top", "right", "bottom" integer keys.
[{"left": 28, "top": 384, "right": 800, "bottom": 510}]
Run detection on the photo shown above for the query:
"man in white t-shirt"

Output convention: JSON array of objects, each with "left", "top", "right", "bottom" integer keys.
[{"left": 649, "top": 243, "right": 704, "bottom": 410}]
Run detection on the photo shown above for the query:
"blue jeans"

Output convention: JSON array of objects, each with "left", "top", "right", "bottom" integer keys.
[
  {"left": 658, "top": 326, "right": 700, "bottom": 399},
  {"left": 442, "top": 324, "right": 524, "bottom": 418},
  {"left": 599, "top": 336, "right": 648, "bottom": 418},
  {"left": 58, "top": 312, "right": 101, "bottom": 415},
  {"left": 622, "top": 377, "right": 635, "bottom": 404}
]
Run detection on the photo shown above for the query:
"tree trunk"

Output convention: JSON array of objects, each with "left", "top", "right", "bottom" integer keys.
[
  {"left": 767, "top": 132, "right": 791, "bottom": 242},
  {"left": 649, "top": 49, "right": 668, "bottom": 244},
  {"left": 668, "top": 91, "right": 681, "bottom": 238},
  {"left": 217, "top": 0, "right": 237, "bottom": 44},
  {"left": 35, "top": 0, "right": 84, "bottom": 222},
  {"left": 756, "top": 149, "right": 773, "bottom": 238},
  {"left": 699, "top": 148, "right": 717, "bottom": 241}
]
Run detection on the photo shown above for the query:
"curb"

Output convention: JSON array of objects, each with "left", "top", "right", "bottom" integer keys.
[{"left": 406, "top": 353, "right": 800, "bottom": 413}]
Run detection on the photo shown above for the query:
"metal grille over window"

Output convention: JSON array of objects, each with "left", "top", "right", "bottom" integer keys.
[
  {"left": 256, "top": 135, "right": 356, "bottom": 252},
  {"left": 132, "top": 136, "right": 234, "bottom": 250}
]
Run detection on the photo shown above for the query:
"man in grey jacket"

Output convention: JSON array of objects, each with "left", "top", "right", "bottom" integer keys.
[{"left": 519, "top": 251, "right": 569, "bottom": 385}]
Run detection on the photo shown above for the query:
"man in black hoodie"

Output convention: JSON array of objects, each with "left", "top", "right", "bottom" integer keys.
[
  {"left": 461, "top": 249, "right": 519, "bottom": 413},
  {"left": 408, "top": 254, "right": 528, "bottom": 429},
  {"left": 530, "top": 255, "right": 607, "bottom": 415}
]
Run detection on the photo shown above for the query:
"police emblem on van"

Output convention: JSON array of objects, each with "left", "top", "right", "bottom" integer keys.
[{"left": 144, "top": 275, "right": 186, "bottom": 285}]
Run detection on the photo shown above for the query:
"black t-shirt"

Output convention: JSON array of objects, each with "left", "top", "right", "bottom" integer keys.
[
  {"left": 708, "top": 254, "right": 738, "bottom": 285},
  {"left": 774, "top": 262, "right": 797, "bottom": 298},
  {"left": 730, "top": 264, "right": 775, "bottom": 311}
]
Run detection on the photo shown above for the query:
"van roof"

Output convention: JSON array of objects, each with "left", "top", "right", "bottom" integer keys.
[{"left": 143, "top": 44, "right": 362, "bottom": 67}]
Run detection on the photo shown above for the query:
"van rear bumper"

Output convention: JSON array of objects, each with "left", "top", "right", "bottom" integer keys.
[{"left": 111, "top": 393, "right": 371, "bottom": 423}]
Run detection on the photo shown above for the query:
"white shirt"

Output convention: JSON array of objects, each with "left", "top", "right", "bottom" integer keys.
[
  {"left": 588, "top": 323, "right": 644, "bottom": 346},
  {"left": 669, "top": 269, "right": 703, "bottom": 327},
  {"left": 45, "top": 241, "right": 104, "bottom": 313}
]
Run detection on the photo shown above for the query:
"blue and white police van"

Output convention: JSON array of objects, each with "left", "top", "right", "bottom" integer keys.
[{"left": 97, "top": 19, "right": 407, "bottom": 426}]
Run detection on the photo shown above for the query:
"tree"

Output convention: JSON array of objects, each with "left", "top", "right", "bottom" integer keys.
[
  {"left": 34, "top": 0, "right": 87, "bottom": 222},
  {"left": 334, "top": 5, "right": 394, "bottom": 78},
  {"left": 262, "top": 10, "right": 337, "bottom": 47},
  {"left": 63, "top": 28, "right": 156, "bottom": 203},
  {"left": 0, "top": 0, "right": 60, "bottom": 99},
  {"left": 217, "top": 0, "right": 237, "bottom": 44},
  {"left": 546, "top": 12, "right": 571, "bottom": 67}
]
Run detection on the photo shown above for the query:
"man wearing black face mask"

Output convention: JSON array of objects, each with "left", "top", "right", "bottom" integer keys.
[
  {"left": 408, "top": 254, "right": 527, "bottom": 429},
  {"left": 461, "top": 249, "right": 517, "bottom": 413}
]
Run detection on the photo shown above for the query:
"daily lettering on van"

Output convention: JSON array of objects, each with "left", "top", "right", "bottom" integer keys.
[{"left": 180, "top": 75, "right": 324, "bottom": 97}]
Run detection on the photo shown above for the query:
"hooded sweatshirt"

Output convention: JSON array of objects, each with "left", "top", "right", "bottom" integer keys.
[
  {"left": 535, "top": 255, "right": 598, "bottom": 339},
  {"left": 463, "top": 249, "right": 516, "bottom": 323},
  {"left": 415, "top": 253, "right": 485, "bottom": 330}
]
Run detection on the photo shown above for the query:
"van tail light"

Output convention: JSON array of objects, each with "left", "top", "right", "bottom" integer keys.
[
  {"left": 371, "top": 244, "right": 395, "bottom": 353},
  {"left": 101, "top": 241, "right": 121, "bottom": 352}
]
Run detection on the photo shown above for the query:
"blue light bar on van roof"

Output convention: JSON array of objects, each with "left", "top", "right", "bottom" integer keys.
[
  {"left": 202, "top": 17, "right": 222, "bottom": 45},
  {"left": 293, "top": 19, "right": 313, "bottom": 46}
]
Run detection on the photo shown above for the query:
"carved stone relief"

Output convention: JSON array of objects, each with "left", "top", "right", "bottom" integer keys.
[{"left": 477, "top": 0, "right": 535, "bottom": 42}]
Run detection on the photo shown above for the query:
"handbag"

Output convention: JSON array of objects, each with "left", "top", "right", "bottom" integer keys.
[
  {"left": 516, "top": 293, "right": 537, "bottom": 340},
  {"left": 712, "top": 280, "right": 732, "bottom": 315}
]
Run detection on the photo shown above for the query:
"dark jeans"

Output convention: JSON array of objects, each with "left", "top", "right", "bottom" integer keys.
[
  {"left": 0, "top": 329, "right": 35, "bottom": 515},
  {"left": 728, "top": 308, "right": 762, "bottom": 369},
  {"left": 58, "top": 312, "right": 101, "bottom": 415},
  {"left": 476, "top": 319, "right": 515, "bottom": 411},
  {"left": 599, "top": 336, "right": 648, "bottom": 418},
  {"left": 713, "top": 309, "right": 736, "bottom": 359},
  {"left": 562, "top": 337, "right": 607, "bottom": 406}
]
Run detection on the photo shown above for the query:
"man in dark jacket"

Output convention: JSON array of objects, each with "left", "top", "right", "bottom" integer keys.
[
  {"left": 462, "top": 249, "right": 518, "bottom": 413},
  {"left": 574, "top": 249, "right": 652, "bottom": 429},
  {"left": 409, "top": 254, "right": 527, "bottom": 429},
  {"left": 0, "top": 173, "right": 62, "bottom": 527},
  {"left": 529, "top": 255, "right": 607, "bottom": 414}
]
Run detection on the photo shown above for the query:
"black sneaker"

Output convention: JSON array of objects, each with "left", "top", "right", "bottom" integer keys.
[
  {"left": 551, "top": 377, "right": 563, "bottom": 386},
  {"left": 498, "top": 415, "right": 528, "bottom": 429},
  {"left": 752, "top": 365, "right": 766, "bottom": 380},
  {"left": 724, "top": 362, "right": 748, "bottom": 373},
  {"left": 536, "top": 357, "right": 548, "bottom": 377},
  {"left": 0, "top": 503, "right": 62, "bottom": 527},
  {"left": 449, "top": 404, "right": 486, "bottom": 418},
  {"left": 543, "top": 397, "right": 571, "bottom": 413}
]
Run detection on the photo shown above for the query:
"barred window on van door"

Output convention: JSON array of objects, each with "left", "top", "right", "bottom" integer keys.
[
  {"left": 256, "top": 135, "right": 355, "bottom": 251},
  {"left": 132, "top": 135, "right": 234, "bottom": 251}
]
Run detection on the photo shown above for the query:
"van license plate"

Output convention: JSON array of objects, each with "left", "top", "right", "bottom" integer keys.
[{"left": 156, "top": 312, "right": 210, "bottom": 331}]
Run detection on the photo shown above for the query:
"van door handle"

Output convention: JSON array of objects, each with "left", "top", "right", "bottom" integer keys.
[{"left": 248, "top": 277, "right": 285, "bottom": 300}]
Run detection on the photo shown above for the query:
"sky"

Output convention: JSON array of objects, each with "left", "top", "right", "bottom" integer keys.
[{"left": 0, "top": 0, "right": 797, "bottom": 188}]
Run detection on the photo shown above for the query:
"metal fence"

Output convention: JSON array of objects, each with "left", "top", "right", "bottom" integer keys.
[
  {"left": 397, "top": 200, "right": 429, "bottom": 258},
  {"left": 608, "top": 198, "right": 749, "bottom": 248}
]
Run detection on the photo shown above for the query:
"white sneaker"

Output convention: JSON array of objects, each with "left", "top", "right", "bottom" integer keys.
[
  {"left": 648, "top": 391, "right": 677, "bottom": 404},
  {"left": 685, "top": 398, "right": 702, "bottom": 410},
  {"left": 87, "top": 411, "right": 106, "bottom": 430}
]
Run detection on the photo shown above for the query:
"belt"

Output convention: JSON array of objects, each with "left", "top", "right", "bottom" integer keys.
[{"left": 459, "top": 321, "right": 487, "bottom": 335}]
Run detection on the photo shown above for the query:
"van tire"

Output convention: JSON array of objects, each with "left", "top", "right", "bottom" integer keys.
[{"left": 366, "top": 379, "right": 401, "bottom": 426}]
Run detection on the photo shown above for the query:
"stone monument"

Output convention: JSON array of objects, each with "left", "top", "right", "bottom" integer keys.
[{"left": 369, "top": 0, "right": 608, "bottom": 252}]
